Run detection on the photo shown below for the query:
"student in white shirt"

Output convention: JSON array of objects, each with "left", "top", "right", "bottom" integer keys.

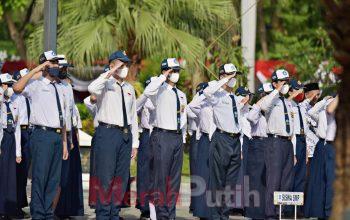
[
  {"left": 245, "top": 83, "right": 273, "bottom": 219},
  {"left": 11, "top": 68, "right": 31, "bottom": 216},
  {"left": 304, "top": 95, "right": 338, "bottom": 219},
  {"left": 88, "top": 50, "right": 138, "bottom": 219},
  {"left": 203, "top": 63, "right": 244, "bottom": 220},
  {"left": 13, "top": 51, "right": 68, "bottom": 219},
  {"left": 258, "top": 69, "right": 295, "bottom": 218},
  {"left": 135, "top": 78, "right": 155, "bottom": 219},
  {"left": 187, "top": 81, "right": 213, "bottom": 219},
  {"left": 0, "top": 74, "right": 22, "bottom": 218},
  {"left": 143, "top": 58, "right": 187, "bottom": 220}
]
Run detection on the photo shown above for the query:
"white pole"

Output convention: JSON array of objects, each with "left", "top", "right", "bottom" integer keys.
[
  {"left": 279, "top": 204, "right": 282, "bottom": 220},
  {"left": 241, "top": 0, "right": 257, "bottom": 92}
]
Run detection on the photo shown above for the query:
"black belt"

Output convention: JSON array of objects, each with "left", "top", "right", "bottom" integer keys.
[
  {"left": 142, "top": 128, "right": 150, "bottom": 133},
  {"left": 201, "top": 132, "right": 209, "bottom": 136},
  {"left": 3, "top": 127, "right": 15, "bottom": 133},
  {"left": 319, "top": 138, "right": 333, "bottom": 145},
  {"left": 267, "top": 134, "right": 291, "bottom": 140},
  {"left": 34, "top": 125, "right": 62, "bottom": 134},
  {"left": 98, "top": 121, "right": 130, "bottom": 133},
  {"left": 252, "top": 136, "right": 265, "bottom": 140},
  {"left": 216, "top": 129, "right": 240, "bottom": 138},
  {"left": 153, "top": 127, "right": 181, "bottom": 134}
]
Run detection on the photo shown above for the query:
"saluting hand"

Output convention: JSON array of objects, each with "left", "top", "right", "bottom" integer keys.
[
  {"left": 162, "top": 69, "right": 173, "bottom": 78},
  {"left": 131, "top": 148, "right": 138, "bottom": 159},
  {"left": 275, "top": 81, "right": 286, "bottom": 92}
]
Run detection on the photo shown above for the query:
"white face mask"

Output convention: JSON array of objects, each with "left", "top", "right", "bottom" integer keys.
[
  {"left": 281, "top": 84, "right": 290, "bottom": 95},
  {"left": 5, "top": 87, "right": 14, "bottom": 98},
  {"left": 169, "top": 73, "right": 180, "bottom": 83},
  {"left": 227, "top": 78, "right": 237, "bottom": 88},
  {"left": 117, "top": 67, "right": 129, "bottom": 79}
]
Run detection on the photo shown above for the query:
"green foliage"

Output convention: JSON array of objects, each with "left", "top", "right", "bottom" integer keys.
[
  {"left": 76, "top": 103, "right": 94, "bottom": 135},
  {"left": 257, "top": 0, "right": 337, "bottom": 83},
  {"left": 76, "top": 103, "right": 92, "bottom": 120},
  {"left": 0, "top": 0, "right": 27, "bottom": 17},
  {"left": 27, "top": 0, "right": 239, "bottom": 74}
]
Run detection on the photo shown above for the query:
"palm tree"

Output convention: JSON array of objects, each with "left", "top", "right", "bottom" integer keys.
[
  {"left": 27, "top": 0, "right": 239, "bottom": 85},
  {"left": 322, "top": 0, "right": 350, "bottom": 218}
]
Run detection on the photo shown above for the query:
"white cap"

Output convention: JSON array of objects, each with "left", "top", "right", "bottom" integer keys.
[
  {"left": 0, "top": 73, "right": 17, "bottom": 84},
  {"left": 262, "top": 82, "right": 274, "bottom": 93},
  {"left": 19, "top": 68, "right": 29, "bottom": 77}
]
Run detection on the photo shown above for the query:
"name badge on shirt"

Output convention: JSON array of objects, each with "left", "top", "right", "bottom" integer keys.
[
  {"left": 222, "top": 100, "right": 230, "bottom": 105},
  {"left": 180, "top": 105, "right": 185, "bottom": 113}
]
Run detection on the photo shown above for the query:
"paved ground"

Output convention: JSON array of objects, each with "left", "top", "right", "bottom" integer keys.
[{"left": 23, "top": 174, "right": 313, "bottom": 219}]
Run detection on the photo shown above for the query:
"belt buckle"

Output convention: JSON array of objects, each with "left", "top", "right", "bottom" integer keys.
[
  {"left": 123, "top": 128, "right": 128, "bottom": 134},
  {"left": 56, "top": 129, "right": 61, "bottom": 134}
]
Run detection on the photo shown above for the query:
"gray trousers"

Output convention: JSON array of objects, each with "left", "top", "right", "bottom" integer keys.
[
  {"left": 149, "top": 129, "right": 183, "bottom": 220},
  {"left": 208, "top": 131, "right": 241, "bottom": 220}
]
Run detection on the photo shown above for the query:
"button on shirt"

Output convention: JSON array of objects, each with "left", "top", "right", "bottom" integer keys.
[
  {"left": 143, "top": 74, "right": 187, "bottom": 143},
  {"left": 260, "top": 89, "right": 295, "bottom": 137},
  {"left": 203, "top": 78, "right": 242, "bottom": 134},
  {"left": 188, "top": 92, "right": 216, "bottom": 140},
  {"left": 11, "top": 94, "right": 31, "bottom": 125},
  {"left": 308, "top": 98, "right": 336, "bottom": 141},
  {"left": 88, "top": 72, "right": 139, "bottom": 148},
  {"left": 1, "top": 99, "right": 21, "bottom": 157},
  {"left": 136, "top": 94, "right": 155, "bottom": 131},
  {"left": 246, "top": 104, "right": 268, "bottom": 137},
  {"left": 22, "top": 77, "right": 67, "bottom": 128}
]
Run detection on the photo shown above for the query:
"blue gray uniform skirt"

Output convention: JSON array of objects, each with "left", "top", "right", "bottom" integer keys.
[
  {"left": 55, "top": 129, "right": 84, "bottom": 217},
  {"left": 192, "top": 133, "right": 210, "bottom": 218},
  {"left": 233, "top": 134, "right": 249, "bottom": 214},
  {"left": 0, "top": 130, "right": 17, "bottom": 216},
  {"left": 304, "top": 139, "right": 335, "bottom": 218},
  {"left": 89, "top": 131, "right": 97, "bottom": 208},
  {"left": 208, "top": 130, "right": 241, "bottom": 220},
  {"left": 16, "top": 127, "right": 31, "bottom": 209},
  {"left": 189, "top": 130, "right": 198, "bottom": 212},
  {"left": 136, "top": 129, "right": 151, "bottom": 216},
  {"left": 245, "top": 136, "right": 267, "bottom": 219}
]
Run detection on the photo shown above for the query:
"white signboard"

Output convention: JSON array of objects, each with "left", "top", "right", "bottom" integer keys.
[{"left": 274, "top": 192, "right": 304, "bottom": 206}]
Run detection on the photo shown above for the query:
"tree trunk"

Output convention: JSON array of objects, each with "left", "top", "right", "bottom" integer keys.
[
  {"left": 322, "top": 0, "right": 350, "bottom": 218},
  {"left": 257, "top": 0, "right": 268, "bottom": 58},
  {"left": 3, "top": 12, "right": 27, "bottom": 60}
]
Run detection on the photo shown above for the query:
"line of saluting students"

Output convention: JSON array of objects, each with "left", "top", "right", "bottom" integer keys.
[{"left": 0, "top": 49, "right": 338, "bottom": 220}]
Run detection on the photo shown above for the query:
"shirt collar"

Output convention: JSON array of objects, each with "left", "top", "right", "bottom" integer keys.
[
  {"left": 42, "top": 77, "right": 56, "bottom": 85},
  {"left": 165, "top": 82, "right": 176, "bottom": 90}
]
